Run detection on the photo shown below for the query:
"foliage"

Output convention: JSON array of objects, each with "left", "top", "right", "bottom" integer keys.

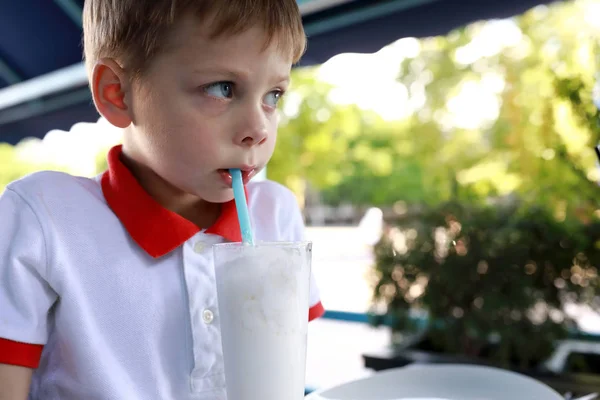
[
  {"left": 369, "top": 0, "right": 600, "bottom": 369},
  {"left": 0, "top": 143, "right": 63, "bottom": 193},
  {"left": 272, "top": 0, "right": 600, "bottom": 217},
  {"left": 269, "top": 67, "right": 361, "bottom": 197},
  {"left": 0, "top": 141, "right": 112, "bottom": 194},
  {"left": 372, "top": 201, "right": 600, "bottom": 368}
]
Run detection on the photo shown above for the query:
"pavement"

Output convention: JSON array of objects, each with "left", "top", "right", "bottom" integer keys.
[{"left": 304, "top": 226, "right": 388, "bottom": 390}]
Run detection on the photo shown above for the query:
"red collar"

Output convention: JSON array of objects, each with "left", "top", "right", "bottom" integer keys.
[{"left": 101, "top": 145, "right": 242, "bottom": 258}]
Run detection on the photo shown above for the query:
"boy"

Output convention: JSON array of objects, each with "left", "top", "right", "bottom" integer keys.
[{"left": 0, "top": 1, "right": 324, "bottom": 398}]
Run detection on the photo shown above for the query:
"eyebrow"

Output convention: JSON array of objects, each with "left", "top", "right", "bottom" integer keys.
[{"left": 191, "top": 66, "right": 290, "bottom": 85}]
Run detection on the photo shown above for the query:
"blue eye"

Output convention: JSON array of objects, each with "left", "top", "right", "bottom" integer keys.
[
  {"left": 264, "top": 90, "right": 283, "bottom": 107},
  {"left": 204, "top": 82, "right": 234, "bottom": 99}
]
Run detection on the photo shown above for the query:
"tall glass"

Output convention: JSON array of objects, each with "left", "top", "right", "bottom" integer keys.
[{"left": 213, "top": 241, "right": 312, "bottom": 400}]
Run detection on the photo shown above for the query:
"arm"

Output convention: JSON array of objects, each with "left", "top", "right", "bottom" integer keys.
[
  {"left": 0, "top": 364, "right": 32, "bottom": 400},
  {"left": 0, "top": 187, "right": 57, "bottom": 399}
]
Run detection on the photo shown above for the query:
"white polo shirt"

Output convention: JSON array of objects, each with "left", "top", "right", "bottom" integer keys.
[{"left": 0, "top": 145, "right": 324, "bottom": 400}]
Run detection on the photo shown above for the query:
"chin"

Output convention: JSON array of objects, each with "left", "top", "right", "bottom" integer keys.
[{"left": 200, "top": 188, "right": 234, "bottom": 204}]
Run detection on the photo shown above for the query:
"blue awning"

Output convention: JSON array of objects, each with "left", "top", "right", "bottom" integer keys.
[{"left": 0, "top": 0, "right": 561, "bottom": 144}]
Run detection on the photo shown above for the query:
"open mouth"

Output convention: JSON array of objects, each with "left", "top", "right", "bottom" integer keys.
[{"left": 217, "top": 168, "right": 257, "bottom": 187}]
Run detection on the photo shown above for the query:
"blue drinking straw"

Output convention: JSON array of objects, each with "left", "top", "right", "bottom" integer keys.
[{"left": 230, "top": 168, "right": 254, "bottom": 245}]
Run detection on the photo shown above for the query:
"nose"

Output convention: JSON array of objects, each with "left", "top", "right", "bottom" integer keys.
[{"left": 233, "top": 105, "right": 269, "bottom": 148}]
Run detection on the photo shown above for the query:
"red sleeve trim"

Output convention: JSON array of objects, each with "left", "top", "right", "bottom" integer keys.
[
  {"left": 308, "top": 301, "right": 325, "bottom": 322},
  {"left": 0, "top": 338, "right": 43, "bottom": 368}
]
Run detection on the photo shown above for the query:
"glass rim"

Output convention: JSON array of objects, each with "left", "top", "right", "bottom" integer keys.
[{"left": 213, "top": 240, "right": 312, "bottom": 249}]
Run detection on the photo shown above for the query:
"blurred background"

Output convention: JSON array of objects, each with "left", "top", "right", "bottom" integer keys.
[{"left": 1, "top": 0, "right": 600, "bottom": 396}]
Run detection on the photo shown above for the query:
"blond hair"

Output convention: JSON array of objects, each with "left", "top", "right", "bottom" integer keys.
[{"left": 83, "top": 0, "right": 306, "bottom": 78}]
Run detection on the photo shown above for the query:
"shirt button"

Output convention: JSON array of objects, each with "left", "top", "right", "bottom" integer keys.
[
  {"left": 193, "top": 241, "right": 206, "bottom": 253},
  {"left": 202, "top": 309, "right": 214, "bottom": 324}
]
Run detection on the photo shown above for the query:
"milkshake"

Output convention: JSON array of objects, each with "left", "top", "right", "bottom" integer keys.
[{"left": 213, "top": 241, "right": 312, "bottom": 400}]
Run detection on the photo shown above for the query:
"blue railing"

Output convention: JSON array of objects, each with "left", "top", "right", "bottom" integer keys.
[{"left": 320, "top": 310, "right": 600, "bottom": 341}]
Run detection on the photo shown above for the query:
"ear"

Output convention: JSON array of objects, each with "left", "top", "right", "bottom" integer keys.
[{"left": 91, "top": 59, "right": 132, "bottom": 129}]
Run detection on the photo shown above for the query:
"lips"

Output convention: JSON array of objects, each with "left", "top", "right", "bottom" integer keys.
[{"left": 217, "top": 168, "right": 257, "bottom": 187}]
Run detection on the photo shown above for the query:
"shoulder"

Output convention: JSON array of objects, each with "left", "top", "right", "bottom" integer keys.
[
  {"left": 247, "top": 180, "right": 305, "bottom": 241},
  {"left": 5, "top": 170, "right": 102, "bottom": 211},
  {"left": 8, "top": 170, "right": 98, "bottom": 192},
  {"left": 247, "top": 179, "right": 299, "bottom": 211}
]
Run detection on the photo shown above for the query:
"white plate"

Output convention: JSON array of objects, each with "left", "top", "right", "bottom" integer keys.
[{"left": 306, "top": 364, "right": 563, "bottom": 400}]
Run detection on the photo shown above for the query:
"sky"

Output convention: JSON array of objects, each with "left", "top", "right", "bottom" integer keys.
[{"left": 316, "top": 19, "right": 523, "bottom": 126}]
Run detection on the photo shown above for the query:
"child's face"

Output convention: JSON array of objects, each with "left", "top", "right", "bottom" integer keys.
[{"left": 124, "top": 16, "right": 292, "bottom": 203}]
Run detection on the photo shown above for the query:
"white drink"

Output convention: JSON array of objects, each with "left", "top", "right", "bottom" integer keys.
[{"left": 213, "top": 242, "right": 312, "bottom": 400}]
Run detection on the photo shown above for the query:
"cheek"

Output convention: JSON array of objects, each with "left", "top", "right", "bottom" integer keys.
[
  {"left": 131, "top": 98, "right": 192, "bottom": 163},
  {"left": 165, "top": 118, "right": 223, "bottom": 164},
  {"left": 268, "top": 115, "right": 279, "bottom": 143},
  {"left": 134, "top": 79, "right": 193, "bottom": 120},
  {"left": 132, "top": 88, "right": 174, "bottom": 133},
  {"left": 136, "top": 93, "right": 195, "bottom": 139}
]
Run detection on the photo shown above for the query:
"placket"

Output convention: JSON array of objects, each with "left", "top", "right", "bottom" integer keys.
[{"left": 181, "top": 232, "right": 226, "bottom": 394}]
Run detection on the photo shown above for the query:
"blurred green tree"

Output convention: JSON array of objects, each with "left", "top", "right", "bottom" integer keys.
[{"left": 272, "top": 0, "right": 599, "bottom": 218}]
